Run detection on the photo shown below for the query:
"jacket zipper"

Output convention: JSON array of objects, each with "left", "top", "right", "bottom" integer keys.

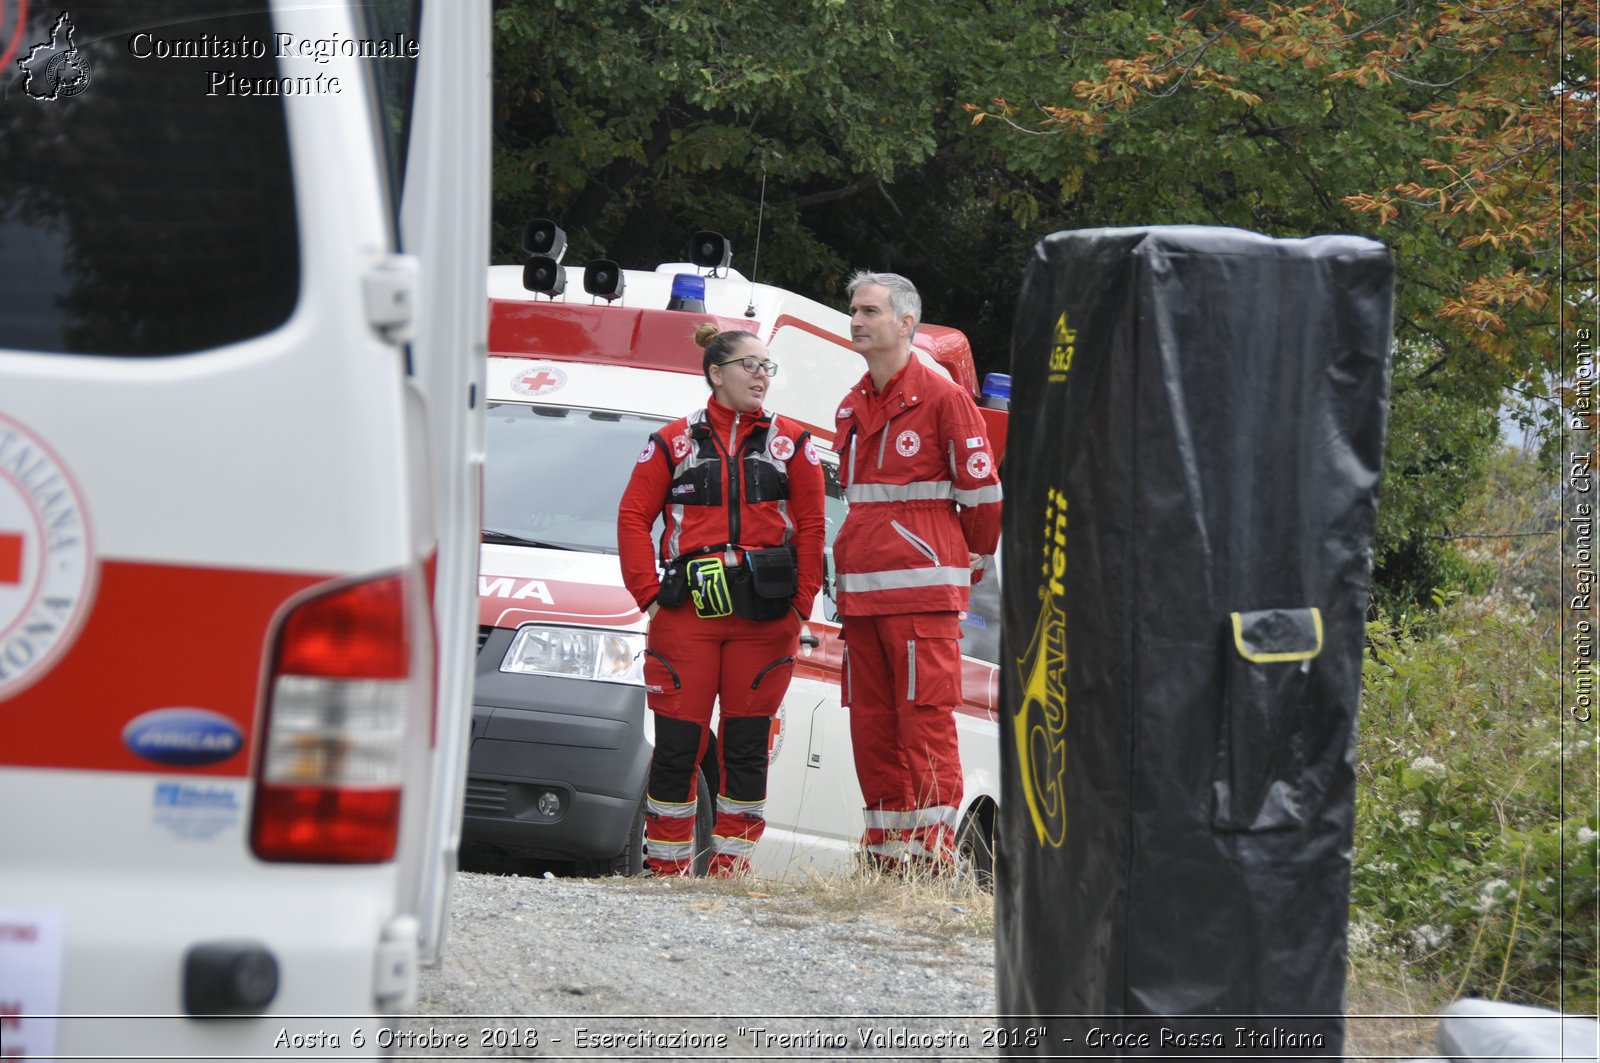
[
  {"left": 891, "top": 519, "right": 939, "bottom": 565},
  {"left": 726, "top": 413, "right": 742, "bottom": 548}
]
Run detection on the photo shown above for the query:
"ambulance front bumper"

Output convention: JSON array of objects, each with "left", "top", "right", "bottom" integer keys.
[{"left": 462, "top": 627, "right": 650, "bottom": 862}]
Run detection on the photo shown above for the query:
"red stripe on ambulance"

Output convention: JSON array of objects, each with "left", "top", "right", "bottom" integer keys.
[
  {"left": 0, "top": 558, "right": 325, "bottom": 775},
  {"left": 477, "top": 573, "right": 641, "bottom": 629}
]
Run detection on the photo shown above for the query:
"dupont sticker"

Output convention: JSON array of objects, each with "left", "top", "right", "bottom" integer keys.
[
  {"left": 0, "top": 909, "right": 64, "bottom": 1061},
  {"left": 510, "top": 364, "right": 568, "bottom": 397},
  {"left": 122, "top": 707, "right": 244, "bottom": 767},
  {"left": 0, "top": 414, "right": 95, "bottom": 700},
  {"left": 152, "top": 780, "right": 245, "bottom": 842}
]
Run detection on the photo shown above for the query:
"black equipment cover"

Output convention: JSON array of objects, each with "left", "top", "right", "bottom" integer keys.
[{"left": 995, "top": 227, "right": 1394, "bottom": 1057}]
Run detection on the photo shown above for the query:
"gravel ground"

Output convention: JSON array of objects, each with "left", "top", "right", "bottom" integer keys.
[
  {"left": 400, "top": 869, "right": 999, "bottom": 1059},
  {"left": 396, "top": 870, "right": 1442, "bottom": 1061}
]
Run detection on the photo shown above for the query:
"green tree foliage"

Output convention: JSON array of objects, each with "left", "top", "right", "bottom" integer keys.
[
  {"left": 490, "top": 0, "right": 1592, "bottom": 609},
  {"left": 964, "top": 0, "right": 1594, "bottom": 608},
  {"left": 491, "top": 0, "right": 1068, "bottom": 353}
]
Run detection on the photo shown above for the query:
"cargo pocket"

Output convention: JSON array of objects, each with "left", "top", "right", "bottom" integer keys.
[
  {"left": 643, "top": 649, "right": 683, "bottom": 713},
  {"left": 906, "top": 614, "right": 963, "bottom": 709},
  {"left": 745, "top": 654, "right": 796, "bottom": 714},
  {"left": 1212, "top": 607, "right": 1322, "bottom": 832}
]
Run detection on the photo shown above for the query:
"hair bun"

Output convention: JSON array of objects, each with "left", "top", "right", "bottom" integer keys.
[{"left": 692, "top": 322, "right": 720, "bottom": 348}]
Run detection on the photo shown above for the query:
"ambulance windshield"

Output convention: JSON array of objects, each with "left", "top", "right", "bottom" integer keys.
[{"left": 484, "top": 403, "right": 668, "bottom": 553}]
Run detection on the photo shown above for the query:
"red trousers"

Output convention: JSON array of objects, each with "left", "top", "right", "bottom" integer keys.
[
  {"left": 841, "top": 611, "right": 965, "bottom": 867},
  {"left": 641, "top": 604, "right": 799, "bottom": 875}
]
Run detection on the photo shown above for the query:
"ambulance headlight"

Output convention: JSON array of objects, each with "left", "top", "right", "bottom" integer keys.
[{"left": 500, "top": 625, "right": 645, "bottom": 684}]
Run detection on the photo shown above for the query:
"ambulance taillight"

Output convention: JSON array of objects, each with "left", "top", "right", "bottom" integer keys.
[{"left": 250, "top": 573, "right": 413, "bottom": 863}]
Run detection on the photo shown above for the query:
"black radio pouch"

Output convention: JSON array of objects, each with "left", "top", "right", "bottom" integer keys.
[
  {"left": 733, "top": 546, "right": 797, "bottom": 621},
  {"left": 655, "top": 562, "right": 690, "bottom": 609}
]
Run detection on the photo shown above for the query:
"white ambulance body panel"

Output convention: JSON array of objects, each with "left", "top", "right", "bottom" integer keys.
[{"left": 0, "top": 2, "right": 487, "bottom": 1056}]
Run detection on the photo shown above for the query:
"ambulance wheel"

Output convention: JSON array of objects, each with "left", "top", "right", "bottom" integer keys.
[
  {"left": 617, "top": 766, "right": 715, "bottom": 877},
  {"left": 956, "top": 800, "right": 997, "bottom": 890}
]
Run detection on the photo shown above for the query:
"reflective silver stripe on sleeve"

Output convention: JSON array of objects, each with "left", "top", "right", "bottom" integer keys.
[
  {"left": 837, "top": 567, "right": 971, "bottom": 593},
  {"left": 716, "top": 794, "right": 766, "bottom": 819},
  {"left": 666, "top": 503, "right": 685, "bottom": 559},
  {"left": 843, "top": 481, "right": 954, "bottom": 504},
  {"left": 646, "top": 796, "right": 697, "bottom": 819},
  {"left": 952, "top": 484, "right": 1004, "bottom": 506}
]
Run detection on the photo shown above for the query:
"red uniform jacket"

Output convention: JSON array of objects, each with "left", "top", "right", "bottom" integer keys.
[
  {"left": 617, "top": 396, "right": 826, "bottom": 616},
  {"left": 832, "top": 355, "right": 1003, "bottom": 616}
]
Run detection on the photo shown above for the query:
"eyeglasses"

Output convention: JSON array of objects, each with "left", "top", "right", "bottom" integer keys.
[{"left": 716, "top": 356, "right": 780, "bottom": 378}]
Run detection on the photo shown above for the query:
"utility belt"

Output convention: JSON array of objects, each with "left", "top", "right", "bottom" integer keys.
[{"left": 656, "top": 544, "right": 796, "bottom": 621}]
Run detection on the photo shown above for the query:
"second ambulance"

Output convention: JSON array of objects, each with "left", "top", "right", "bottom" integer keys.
[{"left": 463, "top": 233, "right": 1007, "bottom": 879}]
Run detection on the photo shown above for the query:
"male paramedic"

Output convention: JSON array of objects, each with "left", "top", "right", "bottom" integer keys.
[{"left": 831, "top": 271, "right": 1002, "bottom": 872}]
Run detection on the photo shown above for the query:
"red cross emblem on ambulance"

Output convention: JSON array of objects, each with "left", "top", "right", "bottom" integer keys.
[
  {"left": 511, "top": 365, "right": 568, "bottom": 397},
  {"left": 0, "top": 531, "right": 20, "bottom": 586},
  {"left": 0, "top": 414, "right": 95, "bottom": 698}
]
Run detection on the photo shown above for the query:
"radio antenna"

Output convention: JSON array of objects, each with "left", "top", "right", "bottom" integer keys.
[{"left": 744, "top": 165, "right": 767, "bottom": 318}]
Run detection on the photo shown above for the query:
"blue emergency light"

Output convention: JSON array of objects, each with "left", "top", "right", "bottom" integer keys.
[
  {"left": 667, "top": 273, "right": 708, "bottom": 312},
  {"left": 981, "top": 372, "right": 1011, "bottom": 410}
]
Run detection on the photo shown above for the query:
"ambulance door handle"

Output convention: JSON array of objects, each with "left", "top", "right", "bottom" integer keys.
[{"left": 362, "top": 254, "right": 419, "bottom": 346}]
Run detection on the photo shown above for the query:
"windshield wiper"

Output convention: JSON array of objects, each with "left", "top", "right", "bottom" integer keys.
[{"left": 480, "top": 528, "right": 610, "bottom": 553}]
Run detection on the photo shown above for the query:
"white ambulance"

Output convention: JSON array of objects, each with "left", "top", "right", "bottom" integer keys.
[
  {"left": 0, "top": 2, "right": 487, "bottom": 1057},
  {"left": 466, "top": 236, "right": 1008, "bottom": 881}
]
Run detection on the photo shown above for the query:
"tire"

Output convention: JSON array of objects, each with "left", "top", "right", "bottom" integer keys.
[
  {"left": 688, "top": 765, "right": 715, "bottom": 876},
  {"left": 611, "top": 765, "right": 715, "bottom": 877},
  {"left": 606, "top": 795, "right": 648, "bottom": 877},
  {"left": 956, "top": 802, "right": 997, "bottom": 890}
]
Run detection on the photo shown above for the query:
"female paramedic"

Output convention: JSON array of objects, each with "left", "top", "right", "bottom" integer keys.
[{"left": 617, "top": 323, "right": 826, "bottom": 876}]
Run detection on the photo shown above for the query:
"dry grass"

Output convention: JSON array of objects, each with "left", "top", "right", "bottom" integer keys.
[
  {"left": 605, "top": 871, "right": 1457, "bottom": 1054},
  {"left": 608, "top": 862, "right": 996, "bottom": 948},
  {"left": 1344, "top": 984, "right": 1445, "bottom": 1061}
]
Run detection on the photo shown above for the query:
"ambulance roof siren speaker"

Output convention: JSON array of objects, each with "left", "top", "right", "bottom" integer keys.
[
  {"left": 522, "top": 218, "right": 566, "bottom": 260},
  {"left": 582, "top": 260, "right": 625, "bottom": 302},
  {"left": 689, "top": 231, "right": 732, "bottom": 273},
  {"left": 521, "top": 218, "right": 567, "bottom": 298},
  {"left": 522, "top": 256, "right": 565, "bottom": 298}
]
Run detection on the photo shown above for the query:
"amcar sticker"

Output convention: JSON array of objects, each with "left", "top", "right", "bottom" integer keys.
[
  {"left": 0, "top": 413, "right": 95, "bottom": 701},
  {"left": 122, "top": 707, "right": 245, "bottom": 767}
]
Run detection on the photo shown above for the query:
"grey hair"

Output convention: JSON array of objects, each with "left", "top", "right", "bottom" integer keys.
[{"left": 847, "top": 270, "right": 921, "bottom": 336}]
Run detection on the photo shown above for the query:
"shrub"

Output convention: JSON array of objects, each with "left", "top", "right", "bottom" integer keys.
[{"left": 1353, "top": 591, "right": 1597, "bottom": 1010}]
